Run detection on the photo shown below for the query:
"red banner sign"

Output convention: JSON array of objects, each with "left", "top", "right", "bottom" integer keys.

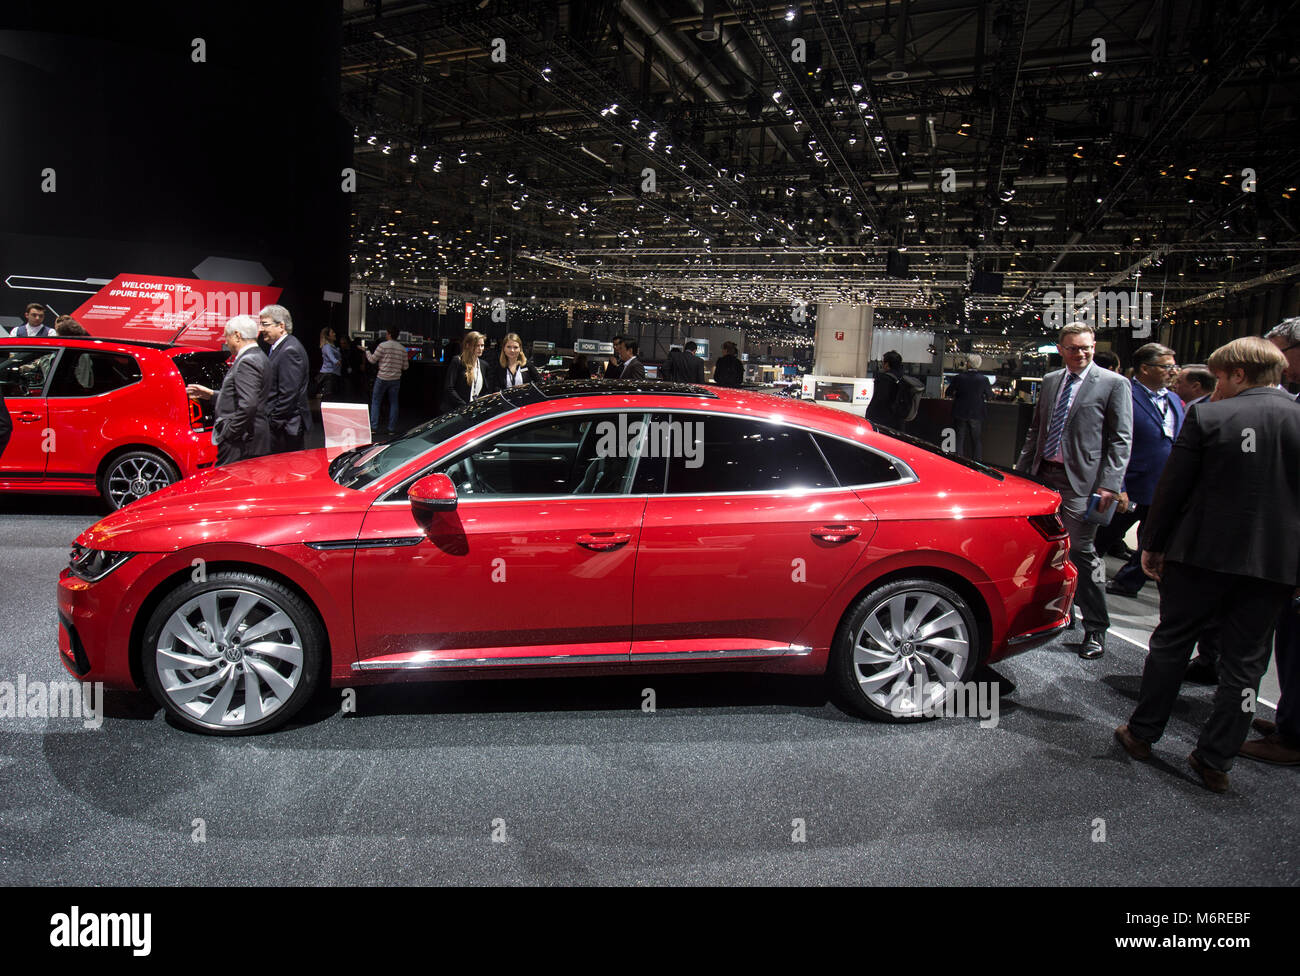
[{"left": 71, "top": 274, "right": 282, "bottom": 349}]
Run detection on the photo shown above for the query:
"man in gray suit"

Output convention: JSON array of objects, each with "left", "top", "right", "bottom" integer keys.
[
  {"left": 1016, "top": 323, "right": 1133, "bottom": 659},
  {"left": 186, "top": 315, "right": 271, "bottom": 466}
]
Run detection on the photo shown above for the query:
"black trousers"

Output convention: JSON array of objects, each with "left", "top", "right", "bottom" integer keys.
[
  {"left": 271, "top": 428, "right": 305, "bottom": 455},
  {"left": 954, "top": 417, "right": 983, "bottom": 462},
  {"left": 1128, "top": 561, "right": 1292, "bottom": 771},
  {"left": 1276, "top": 604, "right": 1300, "bottom": 743}
]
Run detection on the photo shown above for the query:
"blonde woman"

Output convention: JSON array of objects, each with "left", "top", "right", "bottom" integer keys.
[
  {"left": 442, "top": 330, "right": 490, "bottom": 412},
  {"left": 490, "top": 332, "right": 541, "bottom": 389}
]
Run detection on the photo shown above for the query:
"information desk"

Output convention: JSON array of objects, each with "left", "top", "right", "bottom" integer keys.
[{"left": 907, "top": 398, "right": 1035, "bottom": 469}]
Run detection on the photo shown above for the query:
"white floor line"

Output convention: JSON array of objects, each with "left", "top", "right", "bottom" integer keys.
[{"left": 1104, "top": 628, "right": 1279, "bottom": 710}]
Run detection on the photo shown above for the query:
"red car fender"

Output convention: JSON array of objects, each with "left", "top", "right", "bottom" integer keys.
[
  {"left": 128, "top": 541, "right": 357, "bottom": 681},
  {"left": 794, "top": 547, "right": 1005, "bottom": 670}
]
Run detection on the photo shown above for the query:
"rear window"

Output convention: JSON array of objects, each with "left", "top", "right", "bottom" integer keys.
[
  {"left": 872, "top": 425, "right": 1005, "bottom": 481},
  {"left": 813, "top": 434, "right": 903, "bottom": 486},
  {"left": 172, "top": 350, "right": 229, "bottom": 426}
]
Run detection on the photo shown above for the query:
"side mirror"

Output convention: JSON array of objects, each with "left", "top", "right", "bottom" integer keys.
[{"left": 409, "top": 473, "right": 457, "bottom": 534}]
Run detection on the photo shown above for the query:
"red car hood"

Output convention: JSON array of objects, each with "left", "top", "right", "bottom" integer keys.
[{"left": 79, "top": 449, "right": 369, "bottom": 551}]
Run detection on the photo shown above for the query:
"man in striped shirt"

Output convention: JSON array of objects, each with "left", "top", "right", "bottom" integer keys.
[{"left": 366, "top": 327, "right": 408, "bottom": 435}]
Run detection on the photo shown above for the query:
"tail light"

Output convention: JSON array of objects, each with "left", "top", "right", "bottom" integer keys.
[
  {"left": 188, "top": 398, "right": 206, "bottom": 430},
  {"left": 1028, "top": 511, "right": 1068, "bottom": 540}
]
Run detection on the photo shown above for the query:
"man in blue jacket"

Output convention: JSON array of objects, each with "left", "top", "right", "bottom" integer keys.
[{"left": 1106, "top": 343, "right": 1184, "bottom": 597}]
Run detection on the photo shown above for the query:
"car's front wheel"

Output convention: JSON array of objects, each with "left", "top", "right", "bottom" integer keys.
[
  {"left": 100, "top": 449, "right": 179, "bottom": 510},
  {"left": 832, "top": 578, "right": 979, "bottom": 722},
  {"left": 141, "top": 572, "right": 324, "bottom": 735}
]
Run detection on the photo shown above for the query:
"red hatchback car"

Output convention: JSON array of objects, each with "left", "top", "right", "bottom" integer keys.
[
  {"left": 57, "top": 381, "right": 1075, "bottom": 734},
  {"left": 1, "top": 337, "right": 223, "bottom": 509}
]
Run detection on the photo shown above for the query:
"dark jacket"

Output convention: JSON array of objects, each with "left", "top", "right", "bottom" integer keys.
[
  {"left": 1142, "top": 385, "right": 1300, "bottom": 586},
  {"left": 265, "top": 334, "right": 312, "bottom": 438},
  {"left": 442, "top": 356, "right": 492, "bottom": 412},
  {"left": 1123, "top": 377, "right": 1185, "bottom": 506},
  {"left": 947, "top": 369, "right": 992, "bottom": 422},
  {"left": 679, "top": 350, "right": 707, "bottom": 384},
  {"left": 866, "top": 368, "right": 906, "bottom": 427},
  {"left": 0, "top": 395, "right": 11, "bottom": 459},
  {"left": 213, "top": 346, "right": 271, "bottom": 462},
  {"left": 713, "top": 353, "right": 743, "bottom": 387},
  {"left": 487, "top": 360, "right": 541, "bottom": 391},
  {"left": 616, "top": 357, "right": 646, "bottom": 381}
]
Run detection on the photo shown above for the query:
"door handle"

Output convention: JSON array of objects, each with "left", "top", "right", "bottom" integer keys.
[
  {"left": 577, "top": 531, "right": 632, "bottom": 552},
  {"left": 18, "top": 412, "right": 41, "bottom": 423},
  {"left": 812, "top": 523, "right": 862, "bottom": 543}
]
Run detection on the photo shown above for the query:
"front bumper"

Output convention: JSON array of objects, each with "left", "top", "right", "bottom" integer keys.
[{"left": 57, "top": 555, "right": 165, "bottom": 690}]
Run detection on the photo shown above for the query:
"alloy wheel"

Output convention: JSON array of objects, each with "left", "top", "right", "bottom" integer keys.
[
  {"left": 153, "top": 588, "right": 305, "bottom": 729},
  {"left": 851, "top": 589, "right": 972, "bottom": 717},
  {"left": 106, "top": 454, "right": 175, "bottom": 508}
]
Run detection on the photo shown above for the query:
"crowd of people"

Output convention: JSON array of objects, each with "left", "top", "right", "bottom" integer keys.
[{"left": 1011, "top": 320, "right": 1300, "bottom": 793}]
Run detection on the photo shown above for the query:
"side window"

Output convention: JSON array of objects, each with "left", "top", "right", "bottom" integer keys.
[
  {"left": 664, "top": 415, "right": 836, "bottom": 494},
  {"left": 0, "top": 348, "right": 59, "bottom": 397},
  {"left": 434, "top": 412, "right": 642, "bottom": 497},
  {"left": 48, "top": 351, "right": 142, "bottom": 397},
  {"left": 813, "top": 434, "right": 903, "bottom": 486}
]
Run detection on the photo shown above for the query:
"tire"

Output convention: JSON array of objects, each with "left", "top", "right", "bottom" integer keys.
[
  {"left": 831, "top": 577, "right": 980, "bottom": 723},
  {"left": 99, "top": 449, "right": 180, "bottom": 511},
  {"left": 140, "top": 571, "right": 324, "bottom": 735}
]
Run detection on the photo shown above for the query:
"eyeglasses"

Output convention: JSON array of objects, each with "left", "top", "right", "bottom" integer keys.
[
  {"left": 1061, "top": 345, "right": 1093, "bottom": 353},
  {"left": 1153, "top": 363, "right": 1180, "bottom": 372}
]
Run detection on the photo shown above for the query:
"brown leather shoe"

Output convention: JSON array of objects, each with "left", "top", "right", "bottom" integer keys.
[
  {"left": 1188, "top": 752, "right": 1229, "bottom": 794},
  {"left": 1238, "top": 735, "right": 1300, "bottom": 766},
  {"left": 1252, "top": 718, "right": 1278, "bottom": 736},
  {"left": 1114, "top": 724, "right": 1152, "bottom": 760}
]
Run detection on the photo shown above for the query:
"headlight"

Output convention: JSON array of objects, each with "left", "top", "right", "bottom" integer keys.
[{"left": 69, "top": 544, "right": 135, "bottom": 582}]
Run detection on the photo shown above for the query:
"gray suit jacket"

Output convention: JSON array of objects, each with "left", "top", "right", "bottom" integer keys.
[
  {"left": 213, "top": 346, "right": 271, "bottom": 459},
  {"left": 1016, "top": 364, "right": 1132, "bottom": 497}
]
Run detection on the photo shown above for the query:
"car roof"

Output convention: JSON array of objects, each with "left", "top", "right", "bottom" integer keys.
[{"left": 0, "top": 336, "right": 213, "bottom": 356}]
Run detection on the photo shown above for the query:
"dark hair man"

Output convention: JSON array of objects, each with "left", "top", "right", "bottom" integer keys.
[
  {"left": 1117, "top": 336, "right": 1300, "bottom": 791},
  {"left": 713, "top": 340, "right": 743, "bottom": 387},
  {"left": 1105, "top": 343, "right": 1183, "bottom": 599},
  {"left": 1172, "top": 364, "right": 1216, "bottom": 407},
  {"left": 866, "top": 350, "right": 908, "bottom": 429},
  {"left": 13, "top": 302, "right": 53, "bottom": 338},
  {"left": 1094, "top": 349, "right": 1121, "bottom": 372},
  {"left": 617, "top": 340, "right": 645, "bottom": 380},
  {"left": 1015, "top": 323, "right": 1133, "bottom": 659}
]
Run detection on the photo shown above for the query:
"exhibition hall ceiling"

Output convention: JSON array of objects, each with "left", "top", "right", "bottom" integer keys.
[{"left": 341, "top": 0, "right": 1300, "bottom": 339}]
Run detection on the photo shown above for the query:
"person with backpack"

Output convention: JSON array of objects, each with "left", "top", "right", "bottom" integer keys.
[{"left": 866, "top": 350, "right": 921, "bottom": 431}]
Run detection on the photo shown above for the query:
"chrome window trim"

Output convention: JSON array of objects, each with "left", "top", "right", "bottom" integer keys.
[{"left": 374, "top": 405, "right": 916, "bottom": 505}]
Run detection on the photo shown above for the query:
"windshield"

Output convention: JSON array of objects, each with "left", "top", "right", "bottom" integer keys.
[{"left": 329, "top": 393, "right": 518, "bottom": 490}]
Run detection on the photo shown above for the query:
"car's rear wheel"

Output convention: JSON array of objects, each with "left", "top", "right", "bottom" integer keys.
[
  {"left": 141, "top": 572, "right": 324, "bottom": 735},
  {"left": 832, "top": 578, "right": 979, "bottom": 722},
  {"left": 100, "top": 449, "right": 179, "bottom": 510}
]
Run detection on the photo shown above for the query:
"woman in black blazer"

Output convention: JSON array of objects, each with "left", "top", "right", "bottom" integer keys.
[
  {"left": 441, "top": 330, "right": 492, "bottom": 412},
  {"left": 487, "top": 332, "right": 541, "bottom": 390}
]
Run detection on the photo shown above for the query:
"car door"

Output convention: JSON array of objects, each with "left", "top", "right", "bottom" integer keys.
[
  {"left": 0, "top": 346, "right": 59, "bottom": 483},
  {"left": 351, "top": 410, "right": 651, "bottom": 670},
  {"left": 631, "top": 413, "right": 878, "bottom": 659},
  {"left": 44, "top": 349, "right": 143, "bottom": 479}
]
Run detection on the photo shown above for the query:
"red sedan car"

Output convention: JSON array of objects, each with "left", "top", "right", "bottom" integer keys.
[
  {"left": 57, "top": 381, "right": 1075, "bottom": 734},
  {"left": 1, "top": 337, "right": 222, "bottom": 508}
]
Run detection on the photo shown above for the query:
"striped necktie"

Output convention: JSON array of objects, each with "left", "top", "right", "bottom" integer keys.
[{"left": 1042, "top": 372, "right": 1078, "bottom": 461}]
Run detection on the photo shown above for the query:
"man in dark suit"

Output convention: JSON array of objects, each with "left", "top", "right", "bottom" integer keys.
[
  {"left": 603, "top": 337, "right": 625, "bottom": 379},
  {"left": 1115, "top": 337, "right": 1300, "bottom": 792},
  {"left": 945, "top": 353, "right": 992, "bottom": 461},
  {"left": 617, "top": 340, "right": 646, "bottom": 380},
  {"left": 186, "top": 316, "right": 271, "bottom": 465},
  {"left": 866, "top": 350, "right": 908, "bottom": 429},
  {"left": 1016, "top": 323, "right": 1133, "bottom": 659},
  {"left": 674, "top": 341, "right": 706, "bottom": 384},
  {"left": 258, "top": 304, "right": 312, "bottom": 454},
  {"left": 1172, "top": 364, "right": 1215, "bottom": 408},
  {"left": 1106, "top": 343, "right": 1184, "bottom": 597}
]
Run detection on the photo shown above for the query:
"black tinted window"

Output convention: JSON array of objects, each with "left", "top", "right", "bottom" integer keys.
[
  {"left": 664, "top": 415, "right": 836, "bottom": 494},
  {"left": 0, "top": 348, "right": 59, "bottom": 397},
  {"left": 814, "top": 434, "right": 902, "bottom": 486},
  {"left": 48, "top": 351, "right": 141, "bottom": 397},
  {"left": 436, "top": 412, "right": 639, "bottom": 497}
]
